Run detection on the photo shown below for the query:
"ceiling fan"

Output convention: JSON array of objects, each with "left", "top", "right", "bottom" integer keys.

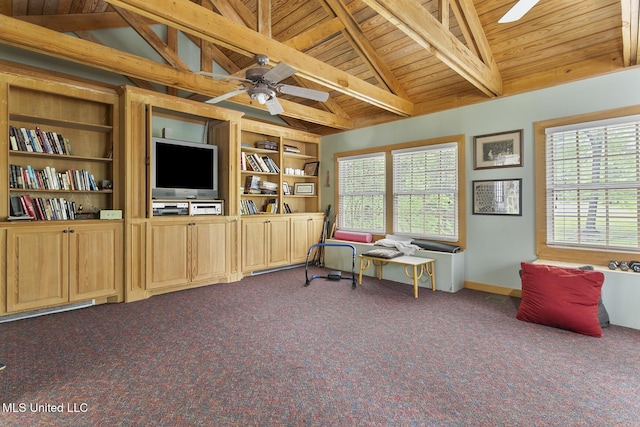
[
  {"left": 498, "top": 0, "right": 539, "bottom": 23},
  {"left": 199, "top": 54, "right": 329, "bottom": 115}
]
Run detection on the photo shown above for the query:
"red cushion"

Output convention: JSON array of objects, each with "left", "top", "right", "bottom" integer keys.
[{"left": 517, "top": 262, "right": 604, "bottom": 337}]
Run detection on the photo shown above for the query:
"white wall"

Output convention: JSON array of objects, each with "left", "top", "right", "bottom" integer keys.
[{"left": 320, "top": 68, "right": 640, "bottom": 292}]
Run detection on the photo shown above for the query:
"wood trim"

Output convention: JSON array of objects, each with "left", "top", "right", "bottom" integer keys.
[{"left": 464, "top": 280, "right": 522, "bottom": 298}]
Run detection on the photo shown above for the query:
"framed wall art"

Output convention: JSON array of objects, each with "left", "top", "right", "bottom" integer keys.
[
  {"left": 472, "top": 178, "right": 522, "bottom": 216},
  {"left": 294, "top": 182, "right": 316, "bottom": 196},
  {"left": 303, "top": 161, "right": 320, "bottom": 176},
  {"left": 473, "top": 129, "right": 523, "bottom": 169}
]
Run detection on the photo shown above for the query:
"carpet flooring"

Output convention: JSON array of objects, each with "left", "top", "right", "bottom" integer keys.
[{"left": 1, "top": 266, "right": 639, "bottom": 426}]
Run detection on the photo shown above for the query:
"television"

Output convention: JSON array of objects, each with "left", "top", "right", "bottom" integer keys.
[{"left": 151, "top": 137, "right": 218, "bottom": 200}]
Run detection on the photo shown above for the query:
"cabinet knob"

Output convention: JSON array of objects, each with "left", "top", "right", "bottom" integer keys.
[
  {"left": 69, "top": 229, "right": 75, "bottom": 233},
  {"left": 62, "top": 229, "right": 68, "bottom": 233}
]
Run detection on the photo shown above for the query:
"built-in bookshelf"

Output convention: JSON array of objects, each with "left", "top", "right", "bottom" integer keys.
[
  {"left": 240, "top": 119, "right": 320, "bottom": 215},
  {"left": 5, "top": 84, "right": 116, "bottom": 222}
]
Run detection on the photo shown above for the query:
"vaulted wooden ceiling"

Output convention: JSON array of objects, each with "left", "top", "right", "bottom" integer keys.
[{"left": 0, "top": 0, "right": 638, "bottom": 135}]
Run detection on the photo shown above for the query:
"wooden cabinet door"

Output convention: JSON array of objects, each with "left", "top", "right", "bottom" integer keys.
[
  {"left": 148, "top": 221, "right": 190, "bottom": 289},
  {"left": 241, "top": 219, "right": 268, "bottom": 272},
  {"left": 290, "top": 217, "right": 312, "bottom": 264},
  {"left": 191, "top": 220, "right": 229, "bottom": 282},
  {"left": 290, "top": 215, "right": 325, "bottom": 264},
  {"left": 6, "top": 225, "right": 69, "bottom": 312},
  {"left": 267, "top": 217, "right": 290, "bottom": 267},
  {"left": 69, "top": 222, "right": 123, "bottom": 301}
]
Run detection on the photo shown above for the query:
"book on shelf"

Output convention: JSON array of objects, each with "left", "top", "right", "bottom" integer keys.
[
  {"left": 259, "top": 181, "right": 278, "bottom": 194},
  {"left": 254, "top": 154, "right": 270, "bottom": 173},
  {"left": 256, "top": 140, "right": 278, "bottom": 151},
  {"left": 262, "top": 156, "right": 280, "bottom": 173},
  {"left": 245, "top": 153, "right": 261, "bottom": 172},
  {"left": 9, "top": 195, "right": 26, "bottom": 217},
  {"left": 19, "top": 194, "right": 37, "bottom": 219},
  {"left": 244, "top": 175, "right": 261, "bottom": 194},
  {"left": 264, "top": 198, "right": 279, "bottom": 213},
  {"left": 283, "top": 144, "right": 301, "bottom": 153},
  {"left": 7, "top": 215, "right": 33, "bottom": 221}
]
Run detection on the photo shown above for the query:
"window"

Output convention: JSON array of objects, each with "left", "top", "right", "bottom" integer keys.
[
  {"left": 337, "top": 153, "right": 386, "bottom": 233},
  {"left": 335, "top": 135, "right": 465, "bottom": 246},
  {"left": 392, "top": 143, "right": 458, "bottom": 241},
  {"left": 536, "top": 108, "right": 640, "bottom": 264}
]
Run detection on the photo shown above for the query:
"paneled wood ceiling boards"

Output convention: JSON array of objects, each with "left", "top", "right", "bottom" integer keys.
[{"left": 0, "top": 0, "right": 635, "bottom": 134}]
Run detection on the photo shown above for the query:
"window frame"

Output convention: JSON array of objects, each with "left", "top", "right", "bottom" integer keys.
[
  {"left": 336, "top": 152, "right": 387, "bottom": 234},
  {"left": 534, "top": 105, "right": 640, "bottom": 265},
  {"left": 334, "top": 135, "right": 466, "bottom": 248}
]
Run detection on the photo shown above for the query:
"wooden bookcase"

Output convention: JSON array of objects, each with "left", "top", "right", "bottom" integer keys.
[
  {"left": 0, "top": 69, "right": 123, "bottom": 315},
  {"left": 240, "top": 119, "right": 320, "bottom": 215}
]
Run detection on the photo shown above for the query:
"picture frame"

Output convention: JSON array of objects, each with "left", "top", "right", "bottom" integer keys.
[
  {"left": 282, "top": 181, "right": 290, "bottom": 195},
  {"left": 294, "top": 182, "right": 315, "bottom": 196},
  {"left": 303, "top": 161, "right": 320, "bottom": 176},
  {"left": 472, "top": 178, "right": 522, "bottom": 216},
  {"left": 473, "top": 130, "right": 523, "bottom": 170}
]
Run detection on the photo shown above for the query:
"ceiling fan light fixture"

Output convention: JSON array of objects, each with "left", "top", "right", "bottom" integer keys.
[
  {"left": 498, "top": 0, "right": 539, "bottom": 23},
  {"left": 250, "top": 86, "right": 276, "bottom": 105}
]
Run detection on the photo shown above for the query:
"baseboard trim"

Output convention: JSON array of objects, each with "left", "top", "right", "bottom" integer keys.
[
  {"left": 0, "top": 300, "right": 95, "bottom": 323},
  {"left": 464, "top": 281, "right": 522, "bottom": 298}
]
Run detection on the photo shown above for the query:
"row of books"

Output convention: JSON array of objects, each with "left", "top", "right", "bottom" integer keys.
[
  {"left": 241, "top": 152, "right": 280, "bottom": 173},
  {"left": 240, "top": 199, "right": 260, "bottom": 215},
  {"left": 239, "top": 199, "right": 294, "bottom": 215},
  {"left": 9, "top": 164, "right": 100, "bottom": 191},
  {"left": 10, "top": 194, "right": 78, "bottom": 221},
  {"left": 9, "top": 125, "right": 72, "bottom": 155}
]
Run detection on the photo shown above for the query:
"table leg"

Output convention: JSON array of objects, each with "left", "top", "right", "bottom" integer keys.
[
  {"left": 358, "top": 258, "right": 370, "bottom": 285},
  {"left": 425, "top": 261, "right": 435, "bottom": 291}
]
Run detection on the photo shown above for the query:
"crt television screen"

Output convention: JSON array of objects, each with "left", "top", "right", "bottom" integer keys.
[{"left": 155, "top": 140, "right": 215, "bottom": 190}]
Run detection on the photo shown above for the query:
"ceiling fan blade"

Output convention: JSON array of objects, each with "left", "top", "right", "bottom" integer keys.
[
  {"left": 262, "top": 62, "right": 297, "bottom": 84},
  {"left": 205, "top": 88, "right": 248, "bottom": 104},
  {"left": 498, "top": 0, "right": 539, "bottom": 23},
  {"left": 278, "top": 84, "right": 329, "bottom": 102},
  {"left": 196, "top": 71, "right": 251, "bottom": 83},
  {"left": 265, "top": 97, "right": 284, "bottom": 115}
]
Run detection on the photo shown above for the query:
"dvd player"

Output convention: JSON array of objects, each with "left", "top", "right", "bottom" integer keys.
[{"left": 152, "top": 202, "right": 189, "bottom": 216}]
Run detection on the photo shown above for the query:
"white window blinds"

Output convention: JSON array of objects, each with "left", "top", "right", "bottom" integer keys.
[
  {"left": 337, "top": 153, "right": 386, "bottom": 233},
  {"left": 392, "top": 143, "right": 458, "bottom": 241},
  {"left": 545, "top": 115, "right": 640, "bottom": 251}
]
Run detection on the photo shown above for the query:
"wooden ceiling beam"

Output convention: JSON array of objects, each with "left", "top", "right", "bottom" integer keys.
[
  {"left": 360, "top": 0, "right": 502, "bottom": 97},
  {"left": 621, "top": 0, "right": 640, "bottom": 66},
  {"left": 74, "top": 29, "right": 157, "bottom": 91},
  {"left": 202, "top": 0, "right": 256, "bottom": 31},
  {"left": 13, "top": 11, "right": 149, "bottom": 31},
  {"left": 257, "top": 0, "right": 271, "bottom": 38},
  {"left": 317, "top": 0, "right": 409, "bottom": 98},
  {"left": 111, "top": 6, "right": 191, "bottom": 71},
  {"left": 0, "top": 14, "right": 353, "bottom": 129},
  {"left": 104, "top": 0, "right": 413, "bottom": 116}
]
